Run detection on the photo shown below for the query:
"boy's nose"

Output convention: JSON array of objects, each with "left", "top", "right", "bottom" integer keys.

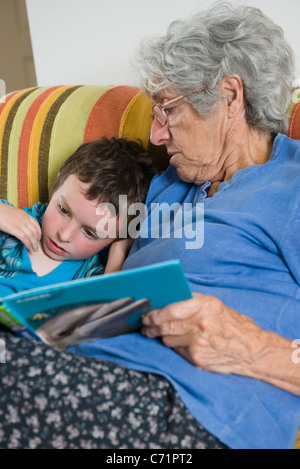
[
  {"left": 150, "top": 119, "right": 172, "bottom": 147},
  {"left": 57, "top": 222, "right": 74, "bottom": 242}
]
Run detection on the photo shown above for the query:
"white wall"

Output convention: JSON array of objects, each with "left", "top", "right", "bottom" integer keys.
[{"left": 26, "top": 0, "right": 300, "bottom": 87}]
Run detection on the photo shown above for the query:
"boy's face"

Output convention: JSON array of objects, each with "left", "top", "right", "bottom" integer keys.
[{"left": 41, "top": 174, "right": 118, "bottom": 261}]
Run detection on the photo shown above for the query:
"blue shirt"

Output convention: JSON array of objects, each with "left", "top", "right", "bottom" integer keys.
[{"left": 68, "top": 134, "right": 300, "bottom": 449}]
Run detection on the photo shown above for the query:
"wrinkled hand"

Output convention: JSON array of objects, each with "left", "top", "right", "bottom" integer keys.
[
  {"left": 142, "top": 293, "right": 266, "bottom": 375},
  {"left": 0, "top": 203, "right": 41, "bottom": 251}
]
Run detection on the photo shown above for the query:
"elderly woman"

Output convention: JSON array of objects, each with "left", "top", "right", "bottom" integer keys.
[
  {"left": 78, "top": 3, "right": 299, "bottom": 447},
  {"left": 134, "top": 4, "right": 300, "bottom": 394},
  {"left": 0, "top": 3, "right": 299, "bottom": 450}
]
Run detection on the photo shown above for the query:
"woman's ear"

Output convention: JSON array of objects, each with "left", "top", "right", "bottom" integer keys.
[{"left": 220, "top": 74, "right": 245, "bottom": 118}]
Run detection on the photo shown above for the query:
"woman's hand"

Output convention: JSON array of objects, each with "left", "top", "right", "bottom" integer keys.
[
  {"left": 0, "top": 203, "right": 41, "bottom": 251},
  {"left": 142, "top": 293, "right": 300, "bottom": 395},
  {"left": 142, "top": 293, "right": 265, "bottom": 373}
]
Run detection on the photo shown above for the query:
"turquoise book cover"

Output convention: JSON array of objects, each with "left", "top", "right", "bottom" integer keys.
[{"left": 0, "top": 260, "right": 192, "bottom": 347}]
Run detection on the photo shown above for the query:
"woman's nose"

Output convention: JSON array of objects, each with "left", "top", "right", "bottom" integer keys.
[{"left": 150, "top": 119, "right": 172, "bottom": 147}]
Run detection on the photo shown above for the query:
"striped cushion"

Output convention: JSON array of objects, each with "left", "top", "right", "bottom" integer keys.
[
  {"left": 296, "top": 430, "right": 300, "bottom": 449},
  {"left": 0, "top": 85, "right": 168, "bottom": 208},
  {"left": 287, "top": 88, "right": 300, "bottom": 140}
]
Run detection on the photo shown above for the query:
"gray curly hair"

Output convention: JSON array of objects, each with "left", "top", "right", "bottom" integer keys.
[{"left": 135, "top": 2, "right": 295, "bottom": 135}]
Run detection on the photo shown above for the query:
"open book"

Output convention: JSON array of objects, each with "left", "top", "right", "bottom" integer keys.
[{"left": 0, "top": 260, "right": 192, "bottom": 347}]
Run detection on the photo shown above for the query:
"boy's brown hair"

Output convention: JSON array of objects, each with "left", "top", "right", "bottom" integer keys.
[{"left": 51, "top": 138, "right": 156, "bottom": 215}]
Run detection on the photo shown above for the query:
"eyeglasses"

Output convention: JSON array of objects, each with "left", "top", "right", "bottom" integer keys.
[{"left": 150, "top": 86, "right": 205, "bottom": 127}]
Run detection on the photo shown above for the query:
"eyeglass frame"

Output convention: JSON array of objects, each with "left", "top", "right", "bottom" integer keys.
[{"left": 150, "top": 86, "right": 205, "bottom": 127}]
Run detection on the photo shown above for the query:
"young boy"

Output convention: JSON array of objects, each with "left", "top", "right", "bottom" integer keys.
[{"left": 0, "top": 138, "right": 155, "bottom": 298}]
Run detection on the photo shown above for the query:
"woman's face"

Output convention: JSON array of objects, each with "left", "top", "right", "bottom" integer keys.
[{"left": 150, "top": 89, "right": 230, "bottom": 185}]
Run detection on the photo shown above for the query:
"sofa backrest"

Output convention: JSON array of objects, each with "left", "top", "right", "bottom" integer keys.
[
  {"left": 288, "top": 88, "right": 300, "bottom": 140},
  {"left": 0, "top": 85, "right": 168, "bottom": 208},
  {"left": 1, "top": 84, "right": 300, "bottom": 209}
]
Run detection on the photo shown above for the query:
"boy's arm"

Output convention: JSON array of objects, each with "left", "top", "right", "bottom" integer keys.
[
  {"left": 104, "top": 238, "right": 134, "bottom": 274},
  {"left": 0, "top": 201, "right": 41, "bottom": 251}
]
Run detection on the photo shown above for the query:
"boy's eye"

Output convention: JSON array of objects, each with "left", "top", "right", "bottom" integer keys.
[
  {"left": 58, "top": 204, "right": 68, "bottom": 215},
  {"left": 84, "top": 229, "right": 98, "bottom": 240}
]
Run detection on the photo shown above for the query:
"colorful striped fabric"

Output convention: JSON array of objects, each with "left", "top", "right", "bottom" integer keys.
[
  {"left": 2, "top": 83, "right": 299, "bottom": 210},
  {"left": 296, "top": 432, "right": 300, "bottom": 450},
  {"left": 0, "top": 85, "right": 168, "bottom": 208}
]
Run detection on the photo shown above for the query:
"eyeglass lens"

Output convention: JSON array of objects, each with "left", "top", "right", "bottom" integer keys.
[{"left": 152, "top": 105, "right": 167, "bottom": 126}]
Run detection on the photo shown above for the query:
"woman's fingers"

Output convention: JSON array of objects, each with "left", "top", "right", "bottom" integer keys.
[
  {"left": 143, "top": 293, "right": 210, "bottom": 326},
  {"left": 142, "top": 293, "right": 266, "bottom": 374}
]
